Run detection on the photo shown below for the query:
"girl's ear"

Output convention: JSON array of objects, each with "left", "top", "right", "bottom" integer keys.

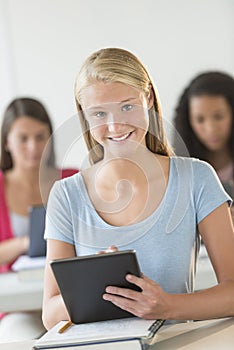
[{"left": 148, "top": 89, "right": 154, "bottom": 109}]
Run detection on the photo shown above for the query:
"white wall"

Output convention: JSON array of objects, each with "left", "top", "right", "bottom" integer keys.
[{"left": 1, "top": 0, "right": 233, "bottom": 167}]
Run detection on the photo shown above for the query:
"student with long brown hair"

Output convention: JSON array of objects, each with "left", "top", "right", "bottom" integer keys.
[
  {"left": 0, "top": 97, "right": 77, "bottom": 341},
  {"left": 42, "top": 49, "right": 234, "bottom": 330}
]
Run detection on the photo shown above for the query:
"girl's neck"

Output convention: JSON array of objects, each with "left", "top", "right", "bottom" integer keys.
[
  {"left": 7, "top": 166, "right": 40, "bottom": 185},
  {"left": 102, "top": 149, "right": 159, "bottom": 181}
]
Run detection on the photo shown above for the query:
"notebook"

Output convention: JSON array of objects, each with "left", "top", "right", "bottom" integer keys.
[
  {"left": 33, "top": 317, "right": 165, "bottom": 350},
  {"left": 50, "top": 250, "right": 142, "bottom": 324},
  {"left": 28, "top": 205, "right": 46, "bottom": 257}
]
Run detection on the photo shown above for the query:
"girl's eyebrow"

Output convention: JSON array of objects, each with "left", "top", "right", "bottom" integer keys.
[
  {"left": 86, "top": 97, "right": 138, "bottom": 111},
  {"left": 17, "top": 129, "right": 49, "bottom": 137},
  {"left": 119, "top": 97, "right": 138, "bottom": 103}
]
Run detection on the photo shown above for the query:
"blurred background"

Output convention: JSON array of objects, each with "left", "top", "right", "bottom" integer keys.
[{"left": 0, "top": 0, "right": 233, "bottom": 168}]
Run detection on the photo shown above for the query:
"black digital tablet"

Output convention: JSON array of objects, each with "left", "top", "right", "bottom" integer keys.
[
  {"left": 28, "top": 205, "right": 46, "bottom": 257},
  {"left": 50, "top": 250, "right": 142, "bottom": 324}
]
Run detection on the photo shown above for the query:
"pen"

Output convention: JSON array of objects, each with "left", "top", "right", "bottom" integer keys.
[{"left": 58, "top": 320, "right": 73, "bottom": 334}]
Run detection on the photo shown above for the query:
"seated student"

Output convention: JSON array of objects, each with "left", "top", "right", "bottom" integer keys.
[
  {"left": 173, "top": 71, "right": 234, "bottom": 220},
  {"left": 42, "top": 48, "right": 234, "bottom": 330},
  {"left": 0, "top": 97, "right": 78, "bottom": 342}
]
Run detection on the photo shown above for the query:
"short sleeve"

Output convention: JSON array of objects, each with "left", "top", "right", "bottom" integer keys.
[
  {"left": 193, "top": 160, "right": 232, "bottom": 224},
  {"left": 44, "top": 180, "right": 74, "bottom": 244}
]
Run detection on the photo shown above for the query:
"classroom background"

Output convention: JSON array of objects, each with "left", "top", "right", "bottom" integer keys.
[{"left": 0, "top": 0, "right": 233, "bottom": 168}]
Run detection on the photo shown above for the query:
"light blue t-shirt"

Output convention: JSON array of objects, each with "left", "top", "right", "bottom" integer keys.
[{"left": 45, "top": 157, "right": 231, "bottom": 294}]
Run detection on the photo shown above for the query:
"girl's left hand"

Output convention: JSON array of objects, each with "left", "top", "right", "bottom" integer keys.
[
  {"left": 103, "top": 273, "right": 171, "bottom": 320},
  {"left": 97, "top": 245, "right": 118, "bottom": 254}
]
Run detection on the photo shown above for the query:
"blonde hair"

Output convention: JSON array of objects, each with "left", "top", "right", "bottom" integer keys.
[{"left": 74, "top": 47, "right": 173, "bottom": 164}]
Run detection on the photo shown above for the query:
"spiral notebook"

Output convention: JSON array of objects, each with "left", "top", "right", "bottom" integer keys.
[{"left": 33, "top": 317, "right": 165, "bottom": 349}]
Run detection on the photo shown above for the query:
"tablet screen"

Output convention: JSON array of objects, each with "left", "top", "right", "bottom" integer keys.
[{"left": 50, "top": 250, "right": 141, "bottom": 324}]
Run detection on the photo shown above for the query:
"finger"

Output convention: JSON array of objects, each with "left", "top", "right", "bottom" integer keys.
[
  {"left": 96, "top": 250, "right": 105, "bottom": 255},
  {"left": 105, "top": 285, "right": 141, "bottom": 300},
  {"left": 96, "top": 245, "right": 118, "bottom": 254},
  {"left": 103, "top": 292, "right": 153, "bottom": 319},
  {"left": 106, "top": 245, "right": 118, "bottom": 252},
  {"left": 141, "top": 274, "right": 159, "bottom": 286},
  {"left": 125, "top": 273, "right": 154, "bottom": 290},
  {"left": 103, "top": 293, "right": 138, "bottom": 313}
]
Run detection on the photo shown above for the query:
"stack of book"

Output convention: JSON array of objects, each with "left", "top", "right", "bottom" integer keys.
[{"left": 12, "top": 255, "right": 45, "bottom": 281}]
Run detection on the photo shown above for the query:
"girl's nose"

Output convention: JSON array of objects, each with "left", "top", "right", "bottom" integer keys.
[
  {"left": 27, "top": 138, "right": 39, "bottom": 152},
  {"left": 106, "top": 111, "right": 125, "bottom": 132},
  {"left": 204, "top": 121, "right": 217, "bottom": 135},
  {"left": 107, "top": 121, "right": 124, "bottom": 133}
]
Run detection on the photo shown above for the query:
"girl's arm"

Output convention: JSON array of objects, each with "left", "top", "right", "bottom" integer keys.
[
  {"left": 42, "top": 239, "right": 76, "bottom": 330},
  {"left": 0, "top": 236, "right": 29, "bottom": 266},
  {"left": 103, "top": 202, "right": 234, "bottom": 321}
]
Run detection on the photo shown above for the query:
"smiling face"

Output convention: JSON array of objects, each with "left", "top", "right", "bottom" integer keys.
[
  {"left": 6, "top": 116, "right": 51, "bottom": 170},
  {"left": 80, "top": 82, "right": 153, "bottom": 159},
  {"left": 189, "top": 95, "right": 233, "bottom": 152}
]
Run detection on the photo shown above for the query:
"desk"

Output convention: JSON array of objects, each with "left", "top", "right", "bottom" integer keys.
[
  {"left": 153, "top": 317, "right": 234, "bottom": 349},
  {"left": 0, "top": 318, "right": 233, "bottom": 349},
  {"left": 0, "top": 271, "right": 43, "bottom": 313},
  {"left": 0, "top": 245, "right": 216, "bottom": 314},
  {"left": 0, "top": 253, "right": 215, "bottom": 314}
]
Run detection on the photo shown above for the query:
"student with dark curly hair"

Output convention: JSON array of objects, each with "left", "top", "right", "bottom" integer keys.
[{"left": 173, "top": 71, "right": 234, "bottom": 218}]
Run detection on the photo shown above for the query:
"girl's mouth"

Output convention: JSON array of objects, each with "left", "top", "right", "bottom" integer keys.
[{"left": 109, "top": 132, "right": 133, "bottom": 142}]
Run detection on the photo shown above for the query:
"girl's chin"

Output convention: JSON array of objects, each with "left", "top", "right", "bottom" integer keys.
[
  {"left": 106, "top": 146, "right": 143, "bottom": 158},
  {"left": 204, "top": 143, "right": 223, "bottom": 152}
]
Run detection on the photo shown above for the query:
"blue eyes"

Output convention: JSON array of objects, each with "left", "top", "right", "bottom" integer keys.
[
  {"left": 93, "top": 104, "right": 133, "bottom": 118},
  {"left": 121, "top": 104, "right": 133, "bottom": 112},
  {"left": 95, "top": 111, "right": 106, "bottom": 118}
]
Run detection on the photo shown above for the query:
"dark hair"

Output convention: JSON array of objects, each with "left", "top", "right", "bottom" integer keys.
[
  {"left": 0, "top": 97, "right": 55, "bottom": 171},
  {"left": 173, "top": 71, "right": 234, "bottom": 161}
]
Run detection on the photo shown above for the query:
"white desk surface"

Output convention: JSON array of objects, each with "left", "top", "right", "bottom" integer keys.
[
  {"left": 152, "top": 317, "right": 234, "bottom": 349},
  {"left": 0, "top": 318, "right": 233, "bottom": 350},
  {"left": 0, "top": 271, "right": 43, "bottom": 312},
  {"left": 0, "top": 249, "right": 216, "bottom": 314}
]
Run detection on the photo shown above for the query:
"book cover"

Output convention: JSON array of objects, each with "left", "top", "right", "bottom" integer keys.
[{"left": 34, "top": 338, "right": 142, "bottom": 349}]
